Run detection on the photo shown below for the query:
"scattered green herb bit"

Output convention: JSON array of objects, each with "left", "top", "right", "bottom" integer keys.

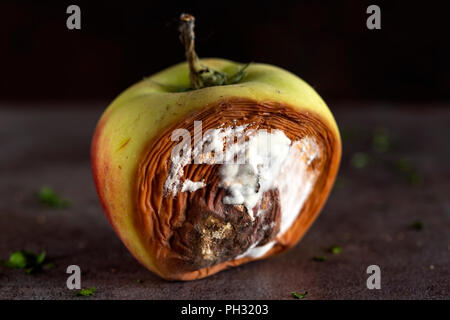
[
  {"left": 36, "top": 251, "right": 46, "bottom": 265},
  {"left": 393, "top": 158, "right": 422, "bottom": 186},
  {"left": 43, "top": 262, "right": 56, "bottom": 270},
  {"left": 394, "top": 158, "right": 413, "bottom": 172},
  {"left": 330, "top": 245, "right": 342, "bottom": 254},
  {"left": 406, "top": 171, "right": 422, "bottom": 186},
  {"left": 4, "top": 251, "right": 28, "bottom": 269},
  {"left": 76, "top": 287, "right": 96, "bottom": 297},
  {"left": 2, "top": 250, "right": 49, "bottom": 274},
  {"left": 313, "top": 256, "right": 327, "bottom": 262},
  {"left": 351, "top": 152, "right": 371, "bottom": 169},
  {"left": 372, "top": 128, "right": 390, "bottom": 153},
  {"left": 291, "top": 291, "right": 308, "bottom": 299},
  {"left": 38, "top": 186, "right": 71, "bottom": 208},
  {"left": 136, "top": 279, "right": 144, "bottom": 284},
  {"left": 25, "top": 267, "right": 35, "bottom": 274},
  {"left": 411, "top": 221, "right": 424, "bottom": 231}
]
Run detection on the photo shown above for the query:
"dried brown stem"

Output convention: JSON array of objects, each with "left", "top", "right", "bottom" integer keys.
[{"left": 179, "top": 13, "right": 203, "bottom": 89}]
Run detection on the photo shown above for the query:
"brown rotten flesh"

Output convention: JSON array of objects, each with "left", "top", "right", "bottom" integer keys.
[{"left": 134, "top": 99, "right": 339, "bottom": 280}]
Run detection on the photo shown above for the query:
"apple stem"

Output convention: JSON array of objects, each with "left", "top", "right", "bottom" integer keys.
[
  {"left": 179, "top": 13, "right": 249, "bottom": 90},
  {"left": 179, "top": 14, "right": 203, "bottom": 89}
]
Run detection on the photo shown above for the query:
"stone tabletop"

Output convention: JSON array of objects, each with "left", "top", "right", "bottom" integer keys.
[{"left": 0, "top": 103, "right": 448, "bottom": 299}]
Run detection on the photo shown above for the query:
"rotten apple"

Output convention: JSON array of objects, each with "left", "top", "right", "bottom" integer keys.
[{"left": 91, "top": 14, "right": 341, "bottom": 280}]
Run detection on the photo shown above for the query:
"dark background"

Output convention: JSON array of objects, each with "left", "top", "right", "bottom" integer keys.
[
  {"left": 1, "top": 1, "right": 449, "bottom": 104},
  {"left": 0, "top": 1, "right": 449, "bottom": 300}
]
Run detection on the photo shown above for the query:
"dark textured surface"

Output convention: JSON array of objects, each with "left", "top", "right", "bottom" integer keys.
[{"left": 0, "top": 103, "right": 449, "bottom": 300}]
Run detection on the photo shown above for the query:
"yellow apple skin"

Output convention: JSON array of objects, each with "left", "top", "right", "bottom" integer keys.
[{"left": 91, "top": 58, "right": 341, "bottom": 280}]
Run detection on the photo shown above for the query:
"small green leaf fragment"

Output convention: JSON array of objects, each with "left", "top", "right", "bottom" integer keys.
[
  {"left": 313, "top": 256, "right": 327, "bottom": 262},
  {"left": 393, "top": 158, "right": 422, "bottom": 186},
  {"left": 291, "top": 291, "right": 308, "bottom": 299},
  {"left": 2, "top": 249, "right": 52, "bottom": 274},
  {"left": 38, "top": 186, "right": 71, "bottom": 208},
  {"left": 372, "top": 128, "right": 390, "bottom": 153},
  {"left": 76, "top": 287, "right": 96, "bottom": 297},
  {"left": 25, "top": 267, "right": 36, "bottom": 274},
  {"left": 6, "top": 251, "right": 28, "bottom": 269},
  {"left": 36, "top": 251, "right": 46, "bottom": 265},
  {"left": 136, "top": 279, "right": 144, "bottom": 284},
  {"left": 351, "top": 152, "right": 371, "bottom": 169},
  {"left": 394, "top": 158, "right": 413, "bottom": 172},
  {"left": 330, "top": 245, "right": 342, "bottom": 254},
  {"left": 43, "top": 262, "right": 56, "bottom": 270},
  {"left": 407, "top": 171, "right": 422, "bottom": 186},
  {"left": 411, "top": 221, "right": 424, "bottom": 231}
]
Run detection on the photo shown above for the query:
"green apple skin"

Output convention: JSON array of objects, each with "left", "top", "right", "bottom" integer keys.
[{"left": 91, "top": 58, "right": 341, "bottom": 280}]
